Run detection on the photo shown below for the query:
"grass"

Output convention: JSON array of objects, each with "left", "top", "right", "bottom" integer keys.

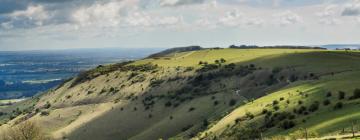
[
  {"left": 133, "top": 48, "right": 322, "bottom": 67},
  {"left": 2, "top": 48, "right": 360, "bottom": 140}
]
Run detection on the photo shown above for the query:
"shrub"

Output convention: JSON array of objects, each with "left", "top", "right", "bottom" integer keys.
[
  {"left": 326, "top": 92, "right": 332, "bottom": 97},
  {"left": 229, "top": 99, "right": 237, "bottom": 106},
  {"left": 65, "top": 95, "right": 72, "bottom": 99},
  {"left": 296, "top": 106, "right": 307, "bottom": 114},
  {"left": 323, "top": 99, "right": 331, "bottom": 106},
  {"left": 213, "top": 100, "right": 219, "bottom": 106},
  {"left": 273, "top": 100, "right": 279, "bottom": 105},
  {"left": 286, "top": 100, "right": 290, "bottom": 104},
  {"left": 279, "top": 97, "right": 285, "bottom": 101},
  {"left": 188, "top": 107, "right": 195, "bottom": 112},
  {"left": 181, "top": 124, "right": 193, "bottom": 132},
  {"left": 280, "top": 120, "right": 296, "bottom": 129},
  {"left": 338, "top": 91, "right": 345, "bottom": 100},
  {"left": 220, "top": 58, "right": 226, "bottom": 63},
  {"left": 44, "top": 102, "right": 51, "bottom": 109},
  {"left": 40, "top": 111, "right": 50, "bottom": 116},
  {"left": 349, "top": 89, "right": 360, "bottom": 100},
  {"left": 203, "top": 119, "right": 209, "bottom": 127},
  {"left": 262, "top": 109, "right": 268, "bottom": 114},
  {"left": 245, "top": 112, "right": 255, "bottom": 119},
  {"left": 164, "top": 101, "right": 172, "bottom": 107},
  {"left": 298, "top": 100, "right": 303, "bottom": 105},
  {"left": 334, "top": 102, "right": 343, "bottom": 110},
  {"left": 273, "top": 105, "right": 280, "bottom": 111},
  {"left": 308, "top": 101, "right": 320, "bottom": 112},
  {"left": 289, "top": 75, "right": 298, "bottom": 82},
  {"left": 272, "top": 67, "right": 283, "bottom": 74}
]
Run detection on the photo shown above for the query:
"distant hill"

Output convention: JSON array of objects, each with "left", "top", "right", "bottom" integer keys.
[
  {"left": 322, "top": 44, "right": 360, "bottom": 50},
  {"left": 147, "top": 46, "right": 202, "bottom": 58}
]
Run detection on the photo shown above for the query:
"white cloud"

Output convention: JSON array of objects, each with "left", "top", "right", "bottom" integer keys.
[
  {"left": 342, "top": 0, "right": 360, "bottom": 16},
  {"left": 274, "top": 11, "right": 302, "bottom": 26},
  {"left": 124, "top": 11, "right": 183, "bottom": 27},
  {"left": 71, "top": 1, "right": 127, "bottom": 27},
  {"left": 194, "top": 17, "right": 217, "bottom": 29},
  {"left": 316, "top": 5, "right": 341, "bottom": 25},
  {"left": 71, "top": 0, "right": 183, "bottom": 29},
  {"left": 357, "top": 17, "right": 360, "bottom": 23},
  {"left": 317, "top": 5, "right": 338, "bottom": 17},
  {"left": 9, "top": 5, "right": 49, "bottom": 26},
  {"left": 244, "top": 18, "right": 264, "bottom": 26},
  {"left": 319, "top": 18, "right": 341, "bottom": 25},
  {"left": 159, "top": 0, "right": 205, "bottom": 7},
  {"left": 218, "top": 9, "right": 244, "bottom": 27},
  {"left": 1, "top": 22, "right": 14, "bottom": 29}
]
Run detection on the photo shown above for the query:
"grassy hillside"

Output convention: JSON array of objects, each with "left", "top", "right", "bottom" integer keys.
[{"left": 1, "top": 48, "right": 360, "bottom": 140}]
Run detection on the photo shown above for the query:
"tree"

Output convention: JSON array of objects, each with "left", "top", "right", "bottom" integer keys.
[
  {"left": 280, "top": 120, "right": 296, "bottom": 129},
  {"left": 220, "top": 58, "right": 226, "bottom": 63},
  {"left": 326, "top": 92, "right": 332, "bottom": 97},
  {"left": 350, "top": 89, "right": 360, "bottom": 99},
  {"left": 334, "top": 102, "right": 343, "bottom": 110},
  {"left": 323, "top": 99, "right": 331, "bottom": 106},
  {"left": 338, "top": 91, "right": 345, "bottom": 100},
  {"left": 308, "top": 101, "right": 320, "bottom": 112},
  {"left": 229, "top": 99, "right": 237, "bottom": 106}
]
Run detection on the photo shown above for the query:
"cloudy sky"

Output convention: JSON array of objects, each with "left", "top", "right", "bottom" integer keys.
[{"left": 0, "top": 0, "right": 359, "bottom": 51}]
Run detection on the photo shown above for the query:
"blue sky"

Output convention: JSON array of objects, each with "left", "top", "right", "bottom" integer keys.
[{"left": 0, "top": 0, "right": 359, "bottom": 51}]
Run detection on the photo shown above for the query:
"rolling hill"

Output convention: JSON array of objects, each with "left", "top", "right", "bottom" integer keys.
[{"left": 1, "top": 48, "right": 360, "bottom": 140}]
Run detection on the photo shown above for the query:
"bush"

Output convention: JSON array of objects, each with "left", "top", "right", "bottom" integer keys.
[
  {"left": 220, "top": 58, "right": 226, "bottom": 63},
  {"left": 164, "top": 101, "right": 172, "bottom": 107},
  {"left": 295, "top": 106, "right": 307, "bottom": 114},
  {"left": 323, "top": 99, "right": 331, "bottom": 106},
  {"left": 308, "top": 101, "right": 320, "bottom": 112},
  {"left": 326, "top": 92, "right": 332, "bottom": 97},
  {"left": 298, "top": 100, "right": 303, "bottom": 105},
  {"left": 349, "top": 89, "right": 360, "bottom": 100},
  {"left": 338, "top": 91, "right": 345, "bottom": 100},
  {"left": 203, "top": 119, "right": 209, "bottom": 127},
  {"left": 40, "top": 111, "right": 50, "bottom": 116},
  {"left": 273, "top": 100, "right": 279, "bottom": 105},
  {"left": 213, "top": 100, "right": 219, "bottom": 106},
  {"left": 262, "top": 109, "right": 268, "bottom": 114},
  {"left": 273, "top": 105, "right": 280, "bottom": 111},
  {"left": 280, "top": 120, "right": 296, "bottom": 129},
  {"left": 44, "top": 102, "right": 51, "bottom": 109},
  {"left": 245, "top": 112, "right": 255, "bottom": 119},
  {"left": 229, "top": 99, "right": 237, "bottom": 106},
  {"left": 334, "top": 102, "right": 343, "bottom": 110},
  {"left": 279, "top": 97, "right": 285, "bottom": 101},
  {"left": 188, "top": 107, "right": 195, "bottom": 112}
]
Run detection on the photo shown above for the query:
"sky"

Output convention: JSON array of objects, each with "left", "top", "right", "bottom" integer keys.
[{"left": 0, "top": 0, "right": 359, "bottom": 51}]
